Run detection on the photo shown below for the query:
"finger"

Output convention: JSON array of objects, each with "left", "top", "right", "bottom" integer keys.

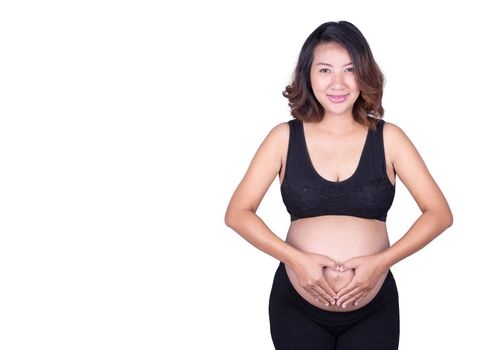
[
  {"left": 341, "top": 296, "right": 356, "bottom": 308},
  {"left": 336, "top": 278, "right": 366, "bottom": 299},
  {"left": 305, "top": 286, "right": 332, "bottom": 306},
  {"left": 353, "top": 292, "right": 368, "bottom": 306},
  {"left": 314, "top": 285, "right": 337, "bottom": 306},
  {"left": 337, "top": 286, "right": 363, "bottom": 306},
  {"left": 335, "top": 281, "right": 359, "bottom": 302},
  {"left": 339, "top": 258, "right": 358, "bottom": 272},
  {"left": 342, "top": 290, "right": 366, "bottom": 308},
  {"left": 340, "top": 290, "right": 363, "bottom": 308},
  {"left": 318, "top": 280, "right": 338, "bottom": 302},
  {"left": 317, "top": 292, "right": 333, "bottom": 306},
  {"left": 328, "top": 260, "right": 340, "bottom": 272}
]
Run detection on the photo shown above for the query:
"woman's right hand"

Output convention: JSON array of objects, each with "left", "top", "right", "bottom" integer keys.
[{"left": 288, "top": 251, "right": 339, "bottom": 306}]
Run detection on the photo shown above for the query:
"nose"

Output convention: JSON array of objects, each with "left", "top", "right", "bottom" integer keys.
[{"left": 329, "top": 72, "right": 345, "bottom": 90}]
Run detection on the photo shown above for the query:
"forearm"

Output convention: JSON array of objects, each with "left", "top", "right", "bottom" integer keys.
[
  {"left": 225, "top": 209, "right": 303, "bottom": 266},
  {"left": 377, "top": 209, "right": 453, "bottom": 269}
]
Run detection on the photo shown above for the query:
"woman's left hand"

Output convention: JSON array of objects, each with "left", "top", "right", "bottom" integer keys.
[{"left": 335, "top": 254, "right": 388, "bottom": 308}]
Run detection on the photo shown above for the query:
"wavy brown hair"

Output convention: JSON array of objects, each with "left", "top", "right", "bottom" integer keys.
[{"left": 283, "top": 21, "right": 385, "bottom": 131}]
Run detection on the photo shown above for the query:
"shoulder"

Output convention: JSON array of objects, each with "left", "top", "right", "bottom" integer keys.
[
  {"left": 252, "top": 120, "right": 292, "bottom": 163},
  {"left": 224, "top": 120, "right": 292, "bottom": 217},
  {"left": 380, "top": 120, "right": 418, "bottom": 163},
  {"left": 262, "top": 120, "right": 291, "bottom": 149},
  {"left": 380, "top": 120, "right": 410, "bottom": 145},
  {"left": 268, "top": 120, "right": 291, "bottom": 137}
]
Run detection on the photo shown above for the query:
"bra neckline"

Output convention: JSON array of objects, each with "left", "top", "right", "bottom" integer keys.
[{"left": 300, "top": 120, "right": 370, "bottom": 185}]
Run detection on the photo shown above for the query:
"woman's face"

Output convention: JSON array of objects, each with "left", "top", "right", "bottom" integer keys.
[{"left": 310, "top": 42, "right": 360, "bottom": 117}]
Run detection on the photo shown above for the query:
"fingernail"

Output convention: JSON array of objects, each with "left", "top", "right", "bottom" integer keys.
[{"left": 342, "top": 304, "right": 346, "bottom": 308}]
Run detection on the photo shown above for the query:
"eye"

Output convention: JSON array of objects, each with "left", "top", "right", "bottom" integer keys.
[
  {"left": 319, "top": 68, "right": 330, "bottom": 73},
  {"left": 346, "top": 67, "right": 355, "bottom": 72}
]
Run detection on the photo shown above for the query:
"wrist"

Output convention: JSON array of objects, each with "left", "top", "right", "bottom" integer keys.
[
  {"left": 376, "top": 249, "right": 394, "bottom": 270},
  {"left": 283, "top": 247, "right": 304, "bottom": 267}
]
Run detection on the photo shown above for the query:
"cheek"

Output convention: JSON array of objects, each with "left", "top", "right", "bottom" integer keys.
[
  {"left": 349, "top": 76, "right": 361, "bottom": 91},
  {"left": 345, "top": 75, "right": 357, "bottom": 87},
  {"left": 310, "top": 79, "right": 326, "bottom": 99},
  {"left": 310, "top": 73, "right": 329, "bottom": 89}
]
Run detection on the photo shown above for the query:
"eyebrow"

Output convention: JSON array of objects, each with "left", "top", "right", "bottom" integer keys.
[{"left": 316, "top": 62, "right": 353, "bottom": 67}]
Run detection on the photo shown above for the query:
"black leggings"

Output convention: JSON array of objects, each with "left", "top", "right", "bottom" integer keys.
[{"left": 268, "top": 262, "right": 400, "bottom": 350}]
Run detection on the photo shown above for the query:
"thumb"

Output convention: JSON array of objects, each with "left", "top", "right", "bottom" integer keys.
[
  {"left": 322, "top": 257, "right": 339, "bottom": 270},
  {"left": 339, "top": 258, "right": 358, "bottom": 272},
  {"left": 330, "top": 259, "right": 339, "bottom": 270}
]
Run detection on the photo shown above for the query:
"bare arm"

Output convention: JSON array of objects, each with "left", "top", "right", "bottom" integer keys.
[
  {"left": 335, "top": 122, "right": 454, "bottom": 307},
  {"left": 224, "top": 122, "right": 341, "bottom": 306},
  {"left": 376, "top": 122, "right": 454, "bottom": 268},
  {"left": 224, "top": 122, "right": 302, "bottom": 266}
]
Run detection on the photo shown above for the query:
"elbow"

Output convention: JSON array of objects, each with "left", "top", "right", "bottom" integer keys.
[
  {"left": 224, "top": 209, "right": 236, "bottom": 227},
  {"left": 224, "top": 207, "right": 243, "bottom": 227},
  {"left": 440, "top": 208, "right": 453, "bottom": 228},
  {"left": 445, "top": 211, "right": 454, "bottom": 228},
  {"left": 424, "top": 207, "right": 453, "bottom": 229},
  {"left": 225, "top": 207, "right": 254, "bottom": 227}
]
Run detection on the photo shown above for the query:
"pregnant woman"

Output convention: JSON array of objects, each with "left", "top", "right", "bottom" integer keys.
[{"left": 224, "top": 21, "right": 453, "bottom": 350}]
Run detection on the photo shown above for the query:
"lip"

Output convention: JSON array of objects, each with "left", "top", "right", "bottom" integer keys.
[{"left": 327, "top": 94, "right": 348, "bottom": 103}]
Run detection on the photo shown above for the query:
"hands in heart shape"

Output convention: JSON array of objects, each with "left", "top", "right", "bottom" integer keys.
[{"left": 290, "top": 251, "right": 386, "bottom": 308}]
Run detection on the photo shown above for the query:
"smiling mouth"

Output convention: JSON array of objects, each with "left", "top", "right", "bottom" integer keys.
[{"left": 327, "top": 94, "right": 348, "bottom": 103}]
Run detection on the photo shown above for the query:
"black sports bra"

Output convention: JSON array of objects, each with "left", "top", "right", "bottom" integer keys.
[{"left": 280, "top": 118, "right": 396, "bottom": 222}]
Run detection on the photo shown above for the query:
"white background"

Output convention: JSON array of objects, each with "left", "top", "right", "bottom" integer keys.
[{"left": 1, "top": 1, "right": 500, "bottom": 349}]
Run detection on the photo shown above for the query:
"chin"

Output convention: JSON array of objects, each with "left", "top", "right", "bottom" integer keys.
[
  {"left": 321, "top": 101, "right": 356, "bottom": 114},
  {"left": 324, "top": 105, "right": 354, "bottom": 115}
]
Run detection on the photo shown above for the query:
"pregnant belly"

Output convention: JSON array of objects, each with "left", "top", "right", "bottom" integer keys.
[
  {"left": 284, "top": 215, "right": 390, "bottom": 312},
  {"left": 284, "top": 263, "right": 388, "bottom": 312},
  {"left": 323, "top": 266, "right": 356, "bottom": 293}
]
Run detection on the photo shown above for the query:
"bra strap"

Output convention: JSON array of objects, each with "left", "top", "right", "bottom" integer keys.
[{"left": 377, "top": 119, "right": 388, "bottom": 179}]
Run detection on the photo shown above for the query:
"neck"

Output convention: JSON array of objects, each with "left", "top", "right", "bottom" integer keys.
[{"left": 317, "top": 113, "right": 359, "bottom": 133}]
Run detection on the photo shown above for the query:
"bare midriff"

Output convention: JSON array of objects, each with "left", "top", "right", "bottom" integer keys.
[{"left": 284, "top": 215, "right": 390, "bottom": 312}]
